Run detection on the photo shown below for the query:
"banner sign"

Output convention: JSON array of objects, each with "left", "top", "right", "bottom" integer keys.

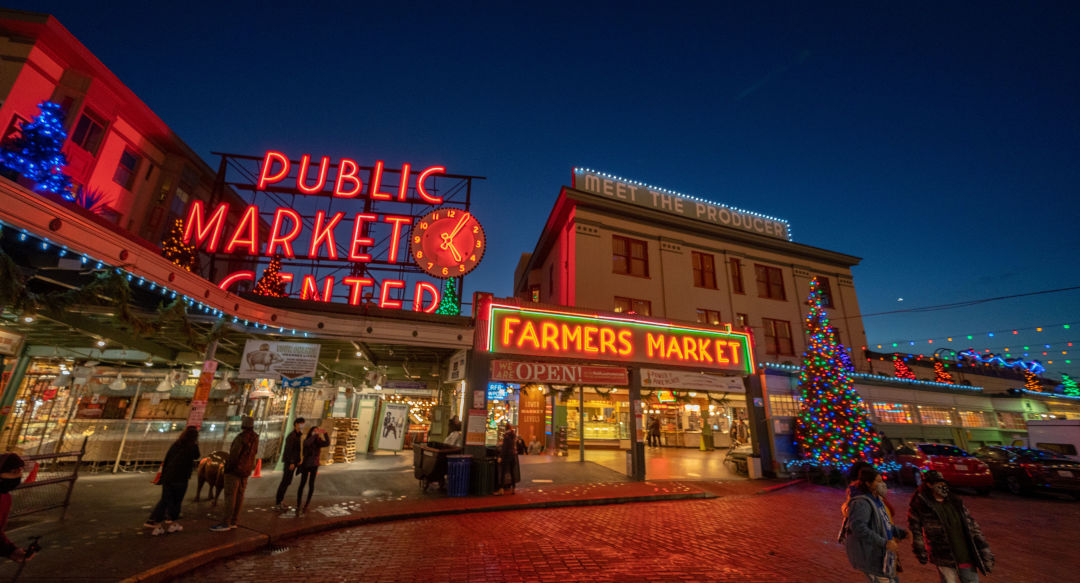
[
  {"left": 573, "top": 168, "right": 790, "bottom": 241},
  {"left": 376, "top": 402, "right": 409, "bottom": 451},
  {"left": 483, "top": 303, "right": 754, "bottom": 374},
  {"left": 0, "top": 328, "right": 24, "bottom": 356},
  {"left": 491, "top": 360, "right": 629, "bottom": 386},
  {"left": 238, "top": 340, "right": 321, "bottom": 380},
  {"left": 640, "top": 368, "right": 746, "bottom": 392},
  {"left": 186, "top": 360, "right": 218, "bottom": 428}
]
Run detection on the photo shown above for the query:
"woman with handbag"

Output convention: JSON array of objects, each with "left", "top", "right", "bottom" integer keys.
[
  {"left": 495, "top": 423, "right": 520, "bottom": 495},
  {"left": 840, "top": 466, "right": 908, "bottom": 582},
  {"left": 144, "top": 426, "right": 200, "bottom": 535}
]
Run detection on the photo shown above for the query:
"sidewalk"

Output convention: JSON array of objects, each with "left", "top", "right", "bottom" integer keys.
[{"left": 0, "top": 454, "right": 778, "bottom": 582}]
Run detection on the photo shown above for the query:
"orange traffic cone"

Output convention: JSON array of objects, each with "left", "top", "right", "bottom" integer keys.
[
  {"left": 25, "top": 462, "right": 39, "bottom": 484},
  {"left": 252, "top": 458, "right": 262, "bottom": 478}
]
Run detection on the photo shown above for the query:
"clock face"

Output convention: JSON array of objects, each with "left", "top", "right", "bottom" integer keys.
[{"left": 409, "top": 208, "right": 486, "bottom": 278}]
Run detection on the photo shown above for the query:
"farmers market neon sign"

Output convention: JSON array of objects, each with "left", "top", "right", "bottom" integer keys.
[{"left": 484, "top": 303, "right": 754, "bottom": 374}]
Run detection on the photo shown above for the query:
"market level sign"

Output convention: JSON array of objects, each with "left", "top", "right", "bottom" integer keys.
[{"left": 484, "top": 303, "right": 754, "bottom": 374}]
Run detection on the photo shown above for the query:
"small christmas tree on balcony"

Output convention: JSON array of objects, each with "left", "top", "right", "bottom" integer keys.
[
  {"left": 0, "top": 101, "right": 74, "bottom": 198},
  {"left": 435, "top": 277, "right": 460, "bottom": 316},
  {"left": 933, "top": 361, "right": 954, "bottom": 384},
  {"left": 161, "top": 218, "right": 200, "bottom": 272},
  {"left": 1062, "top": 374, "right": 1078, "bottom": 397},
  {"left": 253, "top": 256, "right": 287, "bottom": 297},
  {"left": 893, "top": 356, "right": 916, "bottom": 380}
]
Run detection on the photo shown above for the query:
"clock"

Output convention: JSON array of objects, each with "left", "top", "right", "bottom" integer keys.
[{"left": 409, "top": 207, "right": 486, "bottom": 278}]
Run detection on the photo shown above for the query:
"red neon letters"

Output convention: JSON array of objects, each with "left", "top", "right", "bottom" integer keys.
[{"left": 255, "top": 150, "right": 444, "bottom": 203}]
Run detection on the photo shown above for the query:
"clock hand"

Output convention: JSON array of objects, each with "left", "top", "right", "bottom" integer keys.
[
  {"left": 446, "top": 212, "right": 471, "bottom": 240},
  {"left": 440, "top": 232, "right": 462, "bottom": 263}
]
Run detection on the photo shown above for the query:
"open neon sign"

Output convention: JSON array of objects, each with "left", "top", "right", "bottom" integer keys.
[
  {"left": 182, "top": 151, "right": 458, "bottom": 312},
  {"left": 484, "top": 303, "right": 754, "bottom": 374}
]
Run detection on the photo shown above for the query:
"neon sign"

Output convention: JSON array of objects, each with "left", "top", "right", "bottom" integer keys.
[
  {"left": 483, "top": 303, "right": 754, "bottom": 374},
  {"left": 182, "top": 151, "right": 484, "bottom": 312},
  {"left": 959, "top": 350, "right": 1045, "bottom": 374}
]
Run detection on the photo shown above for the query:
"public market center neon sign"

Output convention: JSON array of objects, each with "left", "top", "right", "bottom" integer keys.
[{"left": 484, "top": 303, "right": 754, "bottom": 374}]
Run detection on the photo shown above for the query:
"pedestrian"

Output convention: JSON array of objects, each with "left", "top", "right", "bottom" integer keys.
[
  {"left": 527, "top": 434, "right": 542, "bottom": 455},
  {"left": 840, "top": 466, "right": 908, "bottom": 583},
  {"left": 274, "top": 417, "right": 305, "bottom": 511},
  {"left": 908, "top": 470, "right": 994, "bottom": 583},
  {"left": 495, "top": 422, "right": 520, "bottom": 495},
  {"left": 0, "top": 453, "right": 28, "bottom": 562},
  {"left": 210, "top": 415, "right": 259, "bottom": 532},
  {"left": 515, "top": 433, "right": 527, "bottom": 456},
  {"left": 144, "top": 426, "right": 200, "bottom": 535},
  {"left": 648, "top": 417, "right": 661, "bottom": 447},
  {"left": 295, "top": 423, "right": 330, "bottom": 516},
  {"left": 445, "top": 417, "right": 463, "bottom": 447}
]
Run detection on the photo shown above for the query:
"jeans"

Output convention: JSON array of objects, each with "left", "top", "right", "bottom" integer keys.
[
  {"left": 938, "top": 566, "right": 979, "bottom": 583},
  {"left": 220, "top": 474, "right": 248, "bottom": 526},
  {"left": 297, "top": 467, "right": 318, "bottom": 508},
  {"left": 149, "top": 481, "right": 188, "bottom": 522},
  {"left": 275, "top": 467, "right": 295, "bottom": 505}
]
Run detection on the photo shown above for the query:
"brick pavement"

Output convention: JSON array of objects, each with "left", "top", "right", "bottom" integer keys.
[{"left": 180, "top": 483, "right": 1080, "bottom": 583}]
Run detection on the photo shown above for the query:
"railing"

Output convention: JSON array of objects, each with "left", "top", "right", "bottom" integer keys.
[{"left": 10, "top": 437, "right": 87, "bottom": 520}]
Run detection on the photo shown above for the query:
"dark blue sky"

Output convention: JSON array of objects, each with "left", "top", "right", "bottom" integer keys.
[{"left": 20, "top": 1, "right": 1080, "bottom": 379}]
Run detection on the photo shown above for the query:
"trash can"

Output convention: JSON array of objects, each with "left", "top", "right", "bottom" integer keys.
[
  {"left": 447, "top": 455, "right": 472, "bottom": 497},
  {"left": 471, "top": 454, "right": 498, "bottom": 495}
]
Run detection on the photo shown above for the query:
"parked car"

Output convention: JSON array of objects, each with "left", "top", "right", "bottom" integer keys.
[
  {"left": 893, "top": 443, "right": 994, "bottom": 494},
  {"left": 974, "top": 445, "right": 1080, "bottom": 498}
]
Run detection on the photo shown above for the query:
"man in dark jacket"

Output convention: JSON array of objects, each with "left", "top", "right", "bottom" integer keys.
[
  {"left": 0, "top": 454, "right": 27, "bottom": 561},
  {"left": 274, "top": 417, "right": 305, "bottom": 510},
  {"left": 908, "top": 470, "right": 994, "bottom": 582},
  {"left": 211, "top": 416, "right": 259, "bottom": 531}
]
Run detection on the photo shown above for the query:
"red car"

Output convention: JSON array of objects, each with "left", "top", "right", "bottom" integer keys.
[{"left": 894, "top": 443, "right": 994, "bottom": 494}]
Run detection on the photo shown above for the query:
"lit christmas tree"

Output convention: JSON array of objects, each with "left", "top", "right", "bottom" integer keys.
[
  {"left": 828, "top": 326, "right": 855, "bottom": 372},
  {"left": 161, "top": 218, "right": 200, "bottom": 272},
  {"left": 1062, "top": 374, "right": 1079, "bottom": 397},
  {"left": 435, "top": 277, "right": 460, "bottom": 316},
  {"left": 893, "top": 356, "right": 916, "bottom": 380},
  {"left": 0, "top": 102, "right": 74, "bottom": 198},
  {"left": 933, "top": 361, "right": 954, "bottom": 384},
  {"left": 253, "top": 256, "right": 287, "bottom": 297},
  {"left": 1024, "top": 369, "right": 1041, "bottom": 392},
  {"left": 793, "top": 278, "right": 881, "bottom": 467}
]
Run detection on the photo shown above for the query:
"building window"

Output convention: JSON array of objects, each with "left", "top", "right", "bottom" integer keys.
[
  {"left": 696, "top": 309, "right": 721, "bottom": 326},
  {"left": 996, "top": 411, "right": 1026, "bottom": 430},
  {"left": 730, "top": 258, "right": 745, "bottom": 294},
  {"left": 817, "top": 276, "right": 834, "bottom": 308},
  {"left": 917, "top": 406, "right": 954, "bottom": 426},
  {"left": 614, "top": 296, "right": 651, "bottom": 316},
  {"left": 755, "top": 264, "right": 786, "bottom": 300},
  {"left": 612, "top": 235, "right": 648, "bottom": 277},
  {"left": 529, "top": 284, "right": 540, "bottom": 303},
  {"left": 762, "top": 318, "right": 794, "bottom": 356},
  {"left": 958, "top": 410, "right": 992, "bottom": 428},
  {"left": 113, "top": 148, "right": 141, "bottom": 190},
  {"left": 769, "top": 394, "right": 802, "bottom": 417},
  {"left": 2, "top": 114, "right": 28, "bottom": 145},
  {"left": 548, "top": 264, "right": 554, "bottom": 296},
  {"left": 871, "top": 402, "right": 915, "bottom": 424},
  {"left": 691, "top": 251, "right": 717, "bottom": 289},
  {"left": 71, "top": 110, "right": 107, "bottom": 155},
  {"left": 735, "top": 313, "right": 749, "bottom": 329}
]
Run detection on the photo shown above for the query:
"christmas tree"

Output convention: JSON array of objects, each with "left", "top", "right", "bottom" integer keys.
[
  {"left": 161, "top": 218, "right": 200, "bottom": 272},
  {"left": 435, "top": 277, "right": 460, "bottom": 316},
  {"left": 793, "top": 278, "right": 881, "bottom": 467},
  {"left": 0, "top": 102, "right": 74, "bottom": 198},
  {"left": 933, "top": 361, "right": 954, "bottom": 384},
  {"left": 253, "top": 256, "right": 287, "bottom": 297},
  {"left": 1062, "top": 374, "right": 1079, "bottom": 397},
  {"left": 893, "top": 356, "right": 916, "bottom": 380},
  {"left": 828, "top": 326, "right": 855, "bottom": 372},
  {"left": 1024, "top": 369, "right": 1041, "bottom": 392}
]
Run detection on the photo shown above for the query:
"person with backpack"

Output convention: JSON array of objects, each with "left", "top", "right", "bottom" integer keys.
[
  {"left": 210, "top": 415, "right": 259, "bottom": 532},
  {"left": 908, "top": 470, "right": 994, "bottom": 583},
  {"left": 295, "top": 424, "right": 330, "bottom": 516},
  {"left": 144, "top": 426, "right": 200, "bottom": 535},
  {"left": 840, "top": 465, "right": 908, "bottom": 582}
]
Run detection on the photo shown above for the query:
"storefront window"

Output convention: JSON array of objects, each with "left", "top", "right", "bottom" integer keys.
[
  {"left": 565, "top": 390, "right": 627, "bottom": 441},
  {"left": 996, "top": 411, "right": 1026, "bottom": 430},
  {"left": 769, "top": 394, "right": 802, "bottom": 417},
  {"left": 916, "top": 406, "right": 954, "bottom": 425},
  {"left": 871, "top": 402, "right": 914, "bottom": 424},
  {"left": 958, "top": 410, "right": 993, "bottom": 427}
]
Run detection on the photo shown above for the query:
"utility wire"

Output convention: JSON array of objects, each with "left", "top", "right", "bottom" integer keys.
[{"left": 838, "top": 285, "right": 1080, "bottom": 320}]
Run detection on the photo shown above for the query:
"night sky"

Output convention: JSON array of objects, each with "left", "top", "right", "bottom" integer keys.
[{"left": 15, "top": 1, "right": 1080, "bottom": 379}]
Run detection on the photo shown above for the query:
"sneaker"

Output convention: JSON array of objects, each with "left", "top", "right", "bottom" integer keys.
[
  {"left": 151, "top": 525, "right": 165, "bottom": 536},
  {"left": 209, "top": 523, "right": 232, "bottom": 532},
  {"left": 230, "top": 524, "right": 238, "bottom": 530},
  {"left": 166, "top": 522, "right": 183, "bottom": 533},
  {"left": 143, "top": 520, "right": 159, "bottom": 528}
]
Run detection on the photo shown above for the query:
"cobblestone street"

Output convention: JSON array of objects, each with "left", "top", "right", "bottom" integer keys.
[{"left": 180, "top": 483, "right": 1080, "bottom": 582}]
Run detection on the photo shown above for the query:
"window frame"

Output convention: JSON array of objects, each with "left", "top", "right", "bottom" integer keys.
[
  {"left": 691, "top": 251, "right": 717, "bottom": 289},
  {"left": 735, "top": 313, "right": 749, "bottom": 329},
  {"left": 614, "top": 296, "right": 652, "bottom": 316},
  {"left": 817, "top": 276, "right": 835, "bottom": 308},
  {"left": 71, "top": 109, "right": 107, "bottom": 155},
  {"left": 612, "top": 235, "right": 649, "bottom": 278},
  {"left": 754, "top": 264, "right": 786, "bottom": 301},
  {"left": 529, "top": 284, "right": 541, "bottom": 303},
  {"left": 695, "top": 308, "right": 721, "bottom": 326},
  {"left": 729, "top": 258, "right": 745, "bottom": 294},
  {"left": 762, "top": 318, "right": 794, "bottom": 356},
  {"left": 113, "top": 147, "right": 142, "bottom": 191}
]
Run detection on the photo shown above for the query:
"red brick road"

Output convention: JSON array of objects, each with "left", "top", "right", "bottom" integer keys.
[{"left": 180, "top": 484, "right": 1079, "bottom": 582}]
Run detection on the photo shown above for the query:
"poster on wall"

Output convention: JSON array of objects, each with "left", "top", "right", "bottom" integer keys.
[
  {"left": 465, "top": 408, "right": 487, "bottom": 446},
  {"left": 0, "top": 328, "right": 24, "bottom": 356},
  {"left": 376, "top": 402, "right": 409, "bottom": 451},
  {"left": 237, "top": 340, "right": 321, "bottom": 381}
]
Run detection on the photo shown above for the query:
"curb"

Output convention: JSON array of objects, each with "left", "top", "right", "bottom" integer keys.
[
  {"left": 122, "top": 491, "right": 715, "bottom": 582},
  {"left": 754, "top": 479, "right": 805, "bottom": 495}
]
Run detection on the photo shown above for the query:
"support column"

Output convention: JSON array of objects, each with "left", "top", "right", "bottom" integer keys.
[
  {"left": 464, "top": 349, "right": 490, "bottom": 458},
  {"left": 0, "top": 348, "right": 31, "bottom": 450},
  {"left": 744, "top": 370, "right": 775, "bottom": 478},
  {"left": 578, "top": 385, "right": 585, "bottom": 462},
  {"left": 628, "top": 368, "right": 645, "bottom": 481}
]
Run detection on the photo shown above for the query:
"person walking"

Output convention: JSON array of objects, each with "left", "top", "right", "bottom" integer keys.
[
  {"left": 648, "top": 417, "right": 661, "bottom": 447},
  {"left": 274, "top": 417, "right": 305, "bottom": 511},
  {"left": 295, "top": 424, "right": 330, "bottom": 516},
  {"left": 908, "top": 470, "right": 994, "bottom": 583},
  {"left": 210, "top": 415, "right": 259, "bottom": 532},
  {"left": 0, "top": 453, "right": 28, "bottom": 562},
  {"left": 144, "top": 426, "right": 200, "bottom": 535},
  {"left": 495, "top": 422, "right": 520, "bottom": 495},
  {"left": 840, "top": 465, "right": 908, "bottom": 583}
]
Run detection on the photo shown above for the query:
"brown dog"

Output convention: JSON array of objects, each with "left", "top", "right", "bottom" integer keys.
[{"left": 194, "top": 451, "right": 228, "bottom": 504}]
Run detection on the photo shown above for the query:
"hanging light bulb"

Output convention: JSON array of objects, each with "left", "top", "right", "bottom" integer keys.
[{"left": 109, "top": 374, "right": 127, "bottom": 391}]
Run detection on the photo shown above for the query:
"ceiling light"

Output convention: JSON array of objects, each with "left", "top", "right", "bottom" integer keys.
[
  {"left": 95, "top": 339, "right": 107, "bottom": 348},
  {"left": 21, "top": 314, "right": 35, "bottom": 323}
]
